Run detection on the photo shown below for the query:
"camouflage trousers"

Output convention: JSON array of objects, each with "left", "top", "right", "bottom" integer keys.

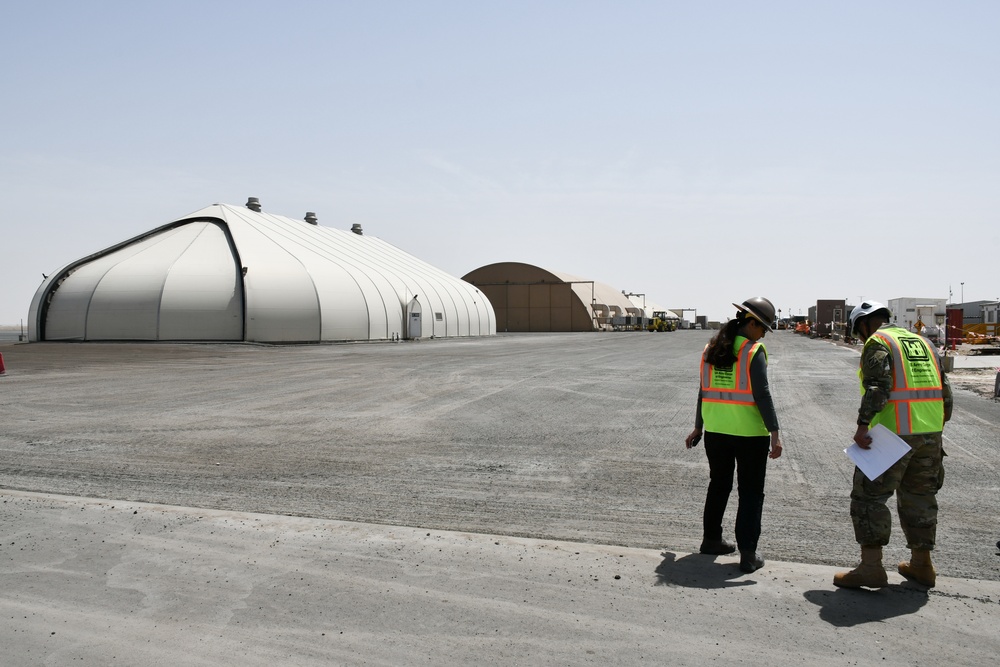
[{"left": 850, "top": 432, "right": 945, "bottom": 550}]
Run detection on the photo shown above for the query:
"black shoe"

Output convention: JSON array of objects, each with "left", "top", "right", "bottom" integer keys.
[
  {"left": 739, "top": 552, "right": 765, "bottom": 573},
  {"left": 699, "top": 539, "right": 737, "bottom": 555}
]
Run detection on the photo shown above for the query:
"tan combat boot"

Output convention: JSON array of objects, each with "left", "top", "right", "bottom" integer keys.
[
  {"left": 898, "top": 549, "right": 936, "bottom": 587},
  {"left": 833, "top": 546, "right": 889, "bottom": 589}
]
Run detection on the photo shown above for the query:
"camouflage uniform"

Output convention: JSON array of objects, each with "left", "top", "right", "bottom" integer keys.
[{"left": 851, "top": 326, "right": 953, "bottom": 550}]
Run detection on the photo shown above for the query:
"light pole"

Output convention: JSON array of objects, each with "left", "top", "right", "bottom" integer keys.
[{"left": 961, "top": 282, "right": 965, "bottom": 304}]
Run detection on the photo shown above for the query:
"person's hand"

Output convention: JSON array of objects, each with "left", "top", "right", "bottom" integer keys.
[
  {"left": 853, "top": 425, "right": 873, "bottom": 449},
  {"left": 768, "top": 432, "right": 782, "bottom": 459},
  {"left": 685, "top": 428, "right": 703, "bottom": 449}
]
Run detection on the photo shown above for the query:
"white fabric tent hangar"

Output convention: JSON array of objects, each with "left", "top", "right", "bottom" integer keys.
[{"left": 28, "top": 201, "right": 496, "bottom": 343}]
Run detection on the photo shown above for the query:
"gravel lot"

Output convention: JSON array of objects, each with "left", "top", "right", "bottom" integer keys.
[{"left": 2, "top": 331, "right": 998, "bottom": 582}]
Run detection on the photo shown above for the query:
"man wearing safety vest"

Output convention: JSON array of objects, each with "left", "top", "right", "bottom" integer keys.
[{"left": 834, "top": 301, "right": 952, "bottom": 589}]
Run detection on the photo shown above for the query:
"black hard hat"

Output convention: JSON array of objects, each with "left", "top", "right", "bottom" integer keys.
[{"left": 733, "top": 297, "right": 776, "bottom": 330}]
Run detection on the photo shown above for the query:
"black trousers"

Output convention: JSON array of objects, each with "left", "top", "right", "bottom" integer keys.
[{"left": 702, "top": 431, "right": 771, "bottom": 553}]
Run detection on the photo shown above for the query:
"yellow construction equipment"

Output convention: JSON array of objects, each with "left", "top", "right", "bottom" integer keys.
[{"left": 646, "top": 311, "right": 676, "bottom": 332}]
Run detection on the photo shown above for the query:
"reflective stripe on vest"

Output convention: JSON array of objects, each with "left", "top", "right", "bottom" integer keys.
[
  {"left": 700, "top": 336, "right": 769, "bottom": 437},
  {"left": 862, "top": 328, "right": 945, "bottom": 435}
]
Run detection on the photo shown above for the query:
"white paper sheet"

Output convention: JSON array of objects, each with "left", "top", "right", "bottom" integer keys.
[{"left": 844, "top": 423, "right": 912, "bottom": 481}]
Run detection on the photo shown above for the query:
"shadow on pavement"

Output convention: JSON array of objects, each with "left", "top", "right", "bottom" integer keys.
[
  {"left": 803, "top": 583, "right": 930, "bottom": 627},
  {"left": 654, "top": 551, "right": 757, "bottom": 589}
]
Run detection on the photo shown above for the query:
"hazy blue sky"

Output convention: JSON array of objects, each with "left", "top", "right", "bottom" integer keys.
[{"left": 2, "top": 1, "right": 998, "bottom": 326}]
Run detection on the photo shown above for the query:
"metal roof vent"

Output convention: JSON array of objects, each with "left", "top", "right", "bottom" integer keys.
[
  {"left": 246, "top": 197, "right": 262, "bottom": 212},
  {"left": 351, "top": 223, "right": 363, "bottom": 235},
  {"left": 304, "top": 212, "right": 318, "bottom": 225}
]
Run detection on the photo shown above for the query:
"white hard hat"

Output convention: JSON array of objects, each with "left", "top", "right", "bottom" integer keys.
[{"left": 849, "top": 301, "right": 891, "bottom": 335}]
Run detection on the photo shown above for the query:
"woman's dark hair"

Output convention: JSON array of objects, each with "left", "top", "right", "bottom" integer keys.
[{"left": 704, "top": 312, "right": 748, "bottom": 368}]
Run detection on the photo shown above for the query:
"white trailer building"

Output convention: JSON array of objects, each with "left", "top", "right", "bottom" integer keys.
[{"left": 887, "top": 297, "right": 947, "bottom": 340}]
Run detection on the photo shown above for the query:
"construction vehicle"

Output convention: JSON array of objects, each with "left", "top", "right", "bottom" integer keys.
[{"left": 646, "top": 311, "right": 677, "bottom": 332}]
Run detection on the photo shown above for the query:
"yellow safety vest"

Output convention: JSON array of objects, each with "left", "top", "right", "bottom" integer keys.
[
  {"left": 700, "top": 335, "right": 769, "bottom": 437},
  {"left": 861, "top": 327, "right": 945, "bottom": 435}
]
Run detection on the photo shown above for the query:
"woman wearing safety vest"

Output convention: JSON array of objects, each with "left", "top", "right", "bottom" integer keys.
[{"left": 685, "top": 297, "right": 783, "bottom": 574}]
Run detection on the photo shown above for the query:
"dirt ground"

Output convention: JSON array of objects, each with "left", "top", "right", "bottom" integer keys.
[{"left": 949, "top": 367, "right": 1000, "bottom": 398}]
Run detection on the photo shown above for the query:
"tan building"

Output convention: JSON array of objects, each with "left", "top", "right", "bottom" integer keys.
[{"left": 462, "top": 262, "right": 641, "bottom": 332}]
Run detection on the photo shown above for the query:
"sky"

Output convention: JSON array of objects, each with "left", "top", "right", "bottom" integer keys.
[{"left": 2, "top": 1, "right": 999, "bottom": 326}]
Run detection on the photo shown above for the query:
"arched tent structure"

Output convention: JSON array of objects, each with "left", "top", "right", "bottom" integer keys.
[
  {"left": 624, "top": 295, "right": 677, "bottom": 321},
  {"left": 462, "top": 262, "right": 638, "bottom": 332},
  {"left": 29, "top": 202, "right": 495, "bottom": 343}
]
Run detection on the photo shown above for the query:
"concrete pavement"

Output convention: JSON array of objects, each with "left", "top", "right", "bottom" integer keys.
[
  {"left": 951, "top": 353, "right": 1000, "bottom": 369},
  {"left": 2, "top": 332, "right": 999, "bottom": 664},
  {"left": 4, "top": 490, "right": 999, "bottom": 666}
]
